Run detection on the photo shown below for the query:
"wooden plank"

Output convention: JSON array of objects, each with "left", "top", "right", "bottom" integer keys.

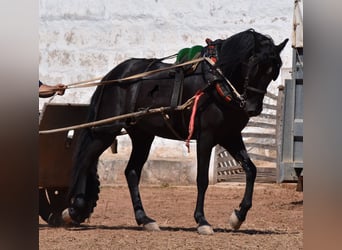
[
  {"left": 263, "top": 103, "right": 277, "bottom": 110},
  {"left": 217, "top": 167, "right": 276, "bottom": 183},
  {"left": 246, "top": 121, "right": 276, "bottom": 129},
  {"left": 247, "top": 153, "right": 276, "bottom": 162},
  {"left": 258, "top": 113, "right": 277, "bottom": 120},
  {"left": 242, "top": 132, "right": 275, "bottom": 138},
  {"left": 244, "top": 142, "right": 277, "bottom": 150},
  {"left": 266, "top": 91, "right": 278, "bottom": 100}
]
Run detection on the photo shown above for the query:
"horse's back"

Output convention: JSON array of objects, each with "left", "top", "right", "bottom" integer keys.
[{"left": 88, "top": 58, "right": 176, "bottom": 124}]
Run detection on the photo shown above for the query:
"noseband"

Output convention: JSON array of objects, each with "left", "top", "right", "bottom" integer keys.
[
  {"left": 241, "top": 53, "right": 271, "bottom": 97},
  {"left": 244, "top": 72, "right": 267, "bottom": 95},
  {"left": 245, "top": 85, "right": 267, "bottom": 95}
]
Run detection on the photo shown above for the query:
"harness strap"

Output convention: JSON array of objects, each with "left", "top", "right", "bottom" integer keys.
[
  {"left": 205, "top": 38, "right": 219, "bottom": 63},
  {"left": 170, "top": 69, "right": 184, "bottom": 107},
  {"left": 129, "top": 59, "right": 158, "bottom": 113},
  {"left": 185, "top": 91, "right": 204, "bottom": 152},
  {"left": 161, "top": 112, "right": 184, "bottom": 141},
  {"left": 246, "top": 86, "right": 266, "bottom": 95},
  {"left": 204, "top": 57, "right": 244, "bottom": 102},
  {"left": 160, "top": 69, "right": 186, "bottom": 140},
  {"left": 215, "top": 83, "right": 232, "bottom": 102}
]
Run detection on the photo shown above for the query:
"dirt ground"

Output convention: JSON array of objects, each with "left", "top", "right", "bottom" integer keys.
[{"left": 39, "top": 183, "right": 303, "bottom": 250}]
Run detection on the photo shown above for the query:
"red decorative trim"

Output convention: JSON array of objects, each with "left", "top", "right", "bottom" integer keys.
[
  {"left": 215, "top": 83, "right": 232, "bottom": 102},
  {"left": 210, "top": 57, "right": 217, "bottom": 63}
]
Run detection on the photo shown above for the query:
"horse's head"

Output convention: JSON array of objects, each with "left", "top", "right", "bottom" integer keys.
[{"left": 216, "top": 29, "right": 288, "bottom": 117}]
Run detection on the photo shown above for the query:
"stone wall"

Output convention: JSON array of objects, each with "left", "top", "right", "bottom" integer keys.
[{"left": 39, "top": 0, "right": 294, "bottom": 185}]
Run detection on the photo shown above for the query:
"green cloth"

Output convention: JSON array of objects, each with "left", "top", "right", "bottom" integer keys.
[{"left": 176, "top": 45, "right": 203, "bottom": 63}]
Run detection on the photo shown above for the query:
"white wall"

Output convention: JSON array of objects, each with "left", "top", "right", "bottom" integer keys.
[
  {"left": 39, "top": 0, "right": 293, "bottom": 104},
  {"left": 39, "top": 0, "right": 294, "bottom": 183}
]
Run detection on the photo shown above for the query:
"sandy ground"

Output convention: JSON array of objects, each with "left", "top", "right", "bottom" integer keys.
[{"left": 39, "top": 183, "right": 303, "bottom": 250}]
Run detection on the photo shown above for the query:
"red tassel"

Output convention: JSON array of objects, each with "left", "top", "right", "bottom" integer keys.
[{"left": 186, "top": 91, "right": 204, "bottom": 152}]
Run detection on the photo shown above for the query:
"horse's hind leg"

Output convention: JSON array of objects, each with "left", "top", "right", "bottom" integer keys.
[
  {"left": 63, "top": 128, "right": 117, "bottom": 224},
  {"left": 125, "top": 130, "right": 159, "bottom": 231}
]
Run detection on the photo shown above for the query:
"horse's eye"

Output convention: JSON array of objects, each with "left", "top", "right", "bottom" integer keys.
[{"left": 266, "top": 66, "right": 273, "bottom": 74}]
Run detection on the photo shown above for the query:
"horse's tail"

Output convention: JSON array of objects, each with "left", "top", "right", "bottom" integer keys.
[
  {"left": 66, "top": 81, "right": 103, "bottom": 196},
  {"left": 65, "top": 85, "right": 109, "bottom": 223},
  {"left": 62, "top": 126, "right": 100, "bottom": 223}
]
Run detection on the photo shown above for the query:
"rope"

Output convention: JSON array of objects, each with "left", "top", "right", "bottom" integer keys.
[
  {"left": 38, "top": 56, "right": 199, "bottom": 95},
  {"left": 39, "top": 95, "right": 196, "bottom": 134},
  {"left": 64, "top": 57, "right": 206, "bottom": 90}
]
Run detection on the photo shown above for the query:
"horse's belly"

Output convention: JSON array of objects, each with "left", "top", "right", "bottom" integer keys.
[{"left": 133, "top": 113, "right": 189, "bottom": 141}]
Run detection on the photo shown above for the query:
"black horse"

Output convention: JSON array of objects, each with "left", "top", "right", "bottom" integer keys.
[{"left": 62, "top": 29, "right": 288, "bottom": 234}]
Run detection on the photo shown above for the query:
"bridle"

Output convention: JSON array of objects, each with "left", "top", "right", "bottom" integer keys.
[
  {"left": 241, "top": 53, "right": 271, "bottom": 97},
  {"left": 203, "top": 39, "right": 271, "bottom": 108},
  {"left": 245, "top": 85, "right": 267, "bottom": 95},
  {"left": 242, "top": 63, "right": 268, "bottom": 97}
]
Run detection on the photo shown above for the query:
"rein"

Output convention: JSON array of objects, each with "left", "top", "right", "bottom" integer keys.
[
  {"left": 39, "top": 94, "right": 196, "bottom": 134},
  {"left": 38, "top": 58, "right": 205, "bottom": 95},
  {"left": 66, "top": 58, "right": 206, "bottom": 89}
]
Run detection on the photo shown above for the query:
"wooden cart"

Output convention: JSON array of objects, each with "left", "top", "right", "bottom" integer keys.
[{"left": 39, "top": 103, "right": 89, "bottom": 226}]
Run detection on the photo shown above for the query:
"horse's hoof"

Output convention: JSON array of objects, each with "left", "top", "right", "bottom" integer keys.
[
  {"left": 197, "top": 225, "right": 214, "bottom": 235},
  {"left": 229, "top": 211, "right": 243, "bottom": 230},
  {"left": 143, "top": 222, "right": 161, "bottom": 231},
  {"left": 47, "top": 213, "right": 62, "bottom": 227},
  {"left": 61, "top": 208, "right": 73, "bottom": 225}
]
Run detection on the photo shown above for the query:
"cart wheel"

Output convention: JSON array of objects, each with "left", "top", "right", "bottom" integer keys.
[
  {"left": 39, "top": 187, "right": 69, "bottom": 227},
  {"left": 39, "top": 188, "right": 51, "bottom": 223}
]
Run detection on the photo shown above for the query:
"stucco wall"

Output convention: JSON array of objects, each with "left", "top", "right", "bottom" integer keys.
[{"left": 39, "top": 0, "right": 294, "bottom": 184}]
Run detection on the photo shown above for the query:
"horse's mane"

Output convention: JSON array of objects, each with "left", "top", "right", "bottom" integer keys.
[{"left": 217, "top": 29, "right": 281, "bottom": 78}]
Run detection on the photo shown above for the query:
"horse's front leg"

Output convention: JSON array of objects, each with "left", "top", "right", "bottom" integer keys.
[
  {"left": 194, "top": 134, "right": 215, "bottom": 235},
  {"left": 221, "top": 137, "right": 257, "bottom": 230}
]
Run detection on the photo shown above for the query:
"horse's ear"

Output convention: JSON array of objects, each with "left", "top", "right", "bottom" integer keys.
[{"left": 276, "top": 39, "right": 289, "bottom": 53}]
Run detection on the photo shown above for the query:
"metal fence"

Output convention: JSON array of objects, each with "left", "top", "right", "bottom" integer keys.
[{"left": 277, "top": 47, "right": 303, "bottom": 183}]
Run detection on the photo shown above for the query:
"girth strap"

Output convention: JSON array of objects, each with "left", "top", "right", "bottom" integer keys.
[{"left": 160, "top": 69, "right": 186, "bottom": 141}]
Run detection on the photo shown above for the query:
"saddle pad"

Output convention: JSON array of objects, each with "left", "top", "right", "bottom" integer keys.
[{"left": 176, "top": 45, "right": 203, "bottom": 63}]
